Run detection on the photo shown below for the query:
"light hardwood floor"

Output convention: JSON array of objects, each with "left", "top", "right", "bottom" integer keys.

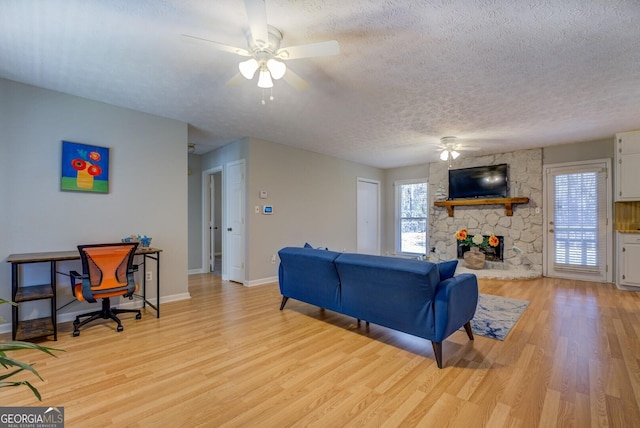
[{"left": 2, "top": 274, "right": 640, "bottom": 427}]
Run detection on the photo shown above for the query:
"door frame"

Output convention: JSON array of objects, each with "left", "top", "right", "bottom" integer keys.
[
  {"left": 356, "top": 177, "right": 381, "bottom": 255},
  {"left": 542, "top": 159, "right": 613, "bottom": 282},
  {"left": 202, "top": 166, "right": 223, "bottom": 275}
]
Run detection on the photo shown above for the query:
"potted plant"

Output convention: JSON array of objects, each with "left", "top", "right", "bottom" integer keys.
[{"left": 1, "top": 298, "right": 63, "bottom": 400}]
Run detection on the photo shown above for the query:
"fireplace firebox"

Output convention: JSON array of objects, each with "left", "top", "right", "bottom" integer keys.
[{"left": 456, "top": 235, "right": 504, "bottom": 262}]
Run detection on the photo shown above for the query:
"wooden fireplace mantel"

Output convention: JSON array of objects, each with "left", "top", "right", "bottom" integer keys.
[{"left": 434, "top": 197, "right": 530, "bottom": 217}]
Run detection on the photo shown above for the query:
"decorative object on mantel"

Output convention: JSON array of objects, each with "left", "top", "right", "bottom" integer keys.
[
  {"left": 456, "top": 228, "right": 499, "bottom": 269},
  {"left": 434, "top": 185, "right": 447, "bottom": 201}
]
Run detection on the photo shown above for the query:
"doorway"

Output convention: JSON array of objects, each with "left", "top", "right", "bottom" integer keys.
[
  {"left": 202, "top": 167, "right": 222, "bottom": 275},
  {"left": 542, "top": 159, "right": 613, "bottom": 282}
]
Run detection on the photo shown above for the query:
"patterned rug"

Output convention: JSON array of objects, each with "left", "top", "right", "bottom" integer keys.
[{"left": 470, "top": 293, "right": 530, "bottom": 340}]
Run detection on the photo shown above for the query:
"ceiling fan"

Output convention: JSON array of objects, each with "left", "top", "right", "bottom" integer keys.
[
  {"left": 181, "top": 0, "right": 340, "bottom": 94},
  {"left": 437, "top": 136, "right": 484, "bottom": 167}
]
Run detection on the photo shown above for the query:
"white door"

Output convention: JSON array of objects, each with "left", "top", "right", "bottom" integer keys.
[
  {"left": 357, "top": 178, "right": 380, "bottom": 255},
  {"left": 225, "top": 160, "right": 245, "bottom": 283},
  {"left": 543, "top": 160, "right": 612, "bottom": 282}
]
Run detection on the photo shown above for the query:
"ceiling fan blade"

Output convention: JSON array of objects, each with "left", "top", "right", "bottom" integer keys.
[
  {"left": 226, "top": 73, "right": 245, "bottom": 87},
  {"left": 276, "top": 40, "right": 340, "bottom": 60},
  {"left": 181, "top": 34, "right": 251, "bottom": 57},
  {"left": 244, "top": 0, "right": 269, "bottom": 49},
  {"left": 282, "top": 69, "right": 309, "bottom": 91}
]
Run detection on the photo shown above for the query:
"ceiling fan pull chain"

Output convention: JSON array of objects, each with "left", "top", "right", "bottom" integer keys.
[
  {"left": 270, "top": 88, "right": 274, "bottom": 101},
  {"left": 261, "top": 89, "right": 266, "bottom": 105}
]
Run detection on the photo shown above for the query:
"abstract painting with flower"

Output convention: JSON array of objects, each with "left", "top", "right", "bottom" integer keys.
[{"left": 60, "top": 141, "right": 110, "bottom": 193}]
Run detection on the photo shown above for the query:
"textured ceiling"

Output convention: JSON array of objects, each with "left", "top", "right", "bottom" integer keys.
[{"left": 1, "top": 0, "right": 640, "bottom": 168}]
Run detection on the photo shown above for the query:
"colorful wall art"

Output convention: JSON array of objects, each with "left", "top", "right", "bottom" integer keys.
[{"left": 61, "top": 141, "right": 110, "bottom": 193}]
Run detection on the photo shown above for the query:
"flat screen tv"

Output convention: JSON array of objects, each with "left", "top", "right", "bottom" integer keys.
[{"left": 448, "top": 164, "right": 508, "bottom": 199}]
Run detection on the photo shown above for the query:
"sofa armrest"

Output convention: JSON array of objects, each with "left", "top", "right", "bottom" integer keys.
[{"left": 433, "top": 273, "right": 479, "bottom": 342}]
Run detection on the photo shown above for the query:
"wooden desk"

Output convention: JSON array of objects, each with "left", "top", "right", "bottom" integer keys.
[{"left": 7, "top": 247, "right": 162, "bottom": 341}]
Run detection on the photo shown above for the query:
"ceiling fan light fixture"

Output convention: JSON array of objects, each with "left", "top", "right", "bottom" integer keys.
[
  {"left": 440, "top": 150, "right": 449, "bottom": 161},
  {"left": 451, "top": 150, "right": 460, "bottom": 159},
  {"left": 239, "top": 58, "right": 259, "bottom": 79},
  {"left": 257, "top": 68, "right": 274, "bottom": 88},
  {"left": 266, "top": 58, "right": 286, "bottom": 79}
]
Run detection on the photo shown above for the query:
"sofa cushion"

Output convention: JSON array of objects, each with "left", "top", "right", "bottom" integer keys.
[
  {"left": 335, "top": 253, "right": 439, "bottom": 339},
  {"left": 278, "top": 247, "right": 342, "bottom": 312},
  {"left": 437, "top": 260, "right": 458, "bottom": 281}
]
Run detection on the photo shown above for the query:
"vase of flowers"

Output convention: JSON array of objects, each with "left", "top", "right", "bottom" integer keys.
[{"left": 455, "top": 229, "right": 499, "bottom": 269}]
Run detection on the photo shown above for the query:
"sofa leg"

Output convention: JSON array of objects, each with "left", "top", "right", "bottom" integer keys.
[
  {"left": 279, "top": 296, "right": 289, "bottom": 310},
  {"left": 432, "top": 342, "right": 443, "bottom": 369},
  {"left": 463, "top": 321, "right": 474, "bottom": 340}
]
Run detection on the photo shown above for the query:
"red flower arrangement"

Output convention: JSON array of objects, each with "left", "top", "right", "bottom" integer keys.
[{"left": 455, "top": 228, "right": 499, "bottom": 249}]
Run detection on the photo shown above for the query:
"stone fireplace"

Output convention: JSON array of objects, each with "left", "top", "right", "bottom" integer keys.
[
  {"left": 427, "top": 149, "right": 544, "bottom": 279},
  {"left": 456, "top": 235, "right": 505, "bottom": 262}
]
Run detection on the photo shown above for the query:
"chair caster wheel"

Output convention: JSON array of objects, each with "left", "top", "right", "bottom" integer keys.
[
  {"left": 73, "top": 330, "right": 80, "bottom": 337},
  {"left": 135, "top": 313, "right": 142, "bottom": 320},
  {"left": 117, "top": 325, "right": 124, "bottom": 332}
]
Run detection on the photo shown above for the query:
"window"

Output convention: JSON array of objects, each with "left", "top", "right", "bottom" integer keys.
[
  {"left": 395, "top": 179, "right": 428, "bottom": 255},
  {"left": 553, "top": 172, "right": 600, "bottom": 268}
]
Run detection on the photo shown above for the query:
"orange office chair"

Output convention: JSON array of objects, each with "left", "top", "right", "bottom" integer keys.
[{"left": 70, "top": 242, "right": 142, "bottom": 336}]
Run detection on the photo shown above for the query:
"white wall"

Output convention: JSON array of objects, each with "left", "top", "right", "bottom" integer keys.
[
  {"left": 192, "top": 138, "right": 384, "bottom": 284},
  {"left": 543, "top": 138, "right": 613, "bottom": 164},
  {"left": 0, "top": 79, "right": 190, "bottom": 329},
  {"left": 247, "top": 138, "right": 384, "bottom": 283},
  {"left": 188, "top": 153, "right": 202, "bottom": 271}
]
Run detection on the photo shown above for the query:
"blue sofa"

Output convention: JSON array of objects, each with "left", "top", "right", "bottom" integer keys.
[{"left": 278, "top": 246, "right": 479, "bottom": 368}]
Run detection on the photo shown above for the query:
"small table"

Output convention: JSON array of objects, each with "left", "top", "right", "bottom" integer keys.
[{"left": 7, "top": 247, "right": 162, "bottom": 341}]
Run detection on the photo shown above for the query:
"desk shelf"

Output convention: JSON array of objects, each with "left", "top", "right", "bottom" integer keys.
[
  {"left": 15, "top": 317, "right": 55, "bottom": 341},
  {"left": 15, "top": 284, "right": 54, "bottom": 302},
  {"left": 9, "top": 260, "right": 58, "bottom": 341},
  {"left": 434, "top": 197, "right": 530, "bottom": 217}
]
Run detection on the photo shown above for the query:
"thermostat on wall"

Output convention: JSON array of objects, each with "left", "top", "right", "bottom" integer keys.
[{"left": 263, "top": 205, "right": 273, "bottom": 214}]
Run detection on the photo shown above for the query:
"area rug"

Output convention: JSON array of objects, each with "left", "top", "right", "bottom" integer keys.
[{"left": 470, "top": 293, "right": 530, "bottom": 340}]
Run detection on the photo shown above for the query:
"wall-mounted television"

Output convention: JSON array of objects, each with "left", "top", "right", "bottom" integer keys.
[{"left": 448, "top": 164, "right": 508, "bottom": 199}]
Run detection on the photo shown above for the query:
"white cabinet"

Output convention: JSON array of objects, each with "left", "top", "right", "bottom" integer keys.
[
  {"left": 615, "top": 131, "right": 640, "bottom": 201},
  {"left": 617, "top": 232, "right": 640, "bottom": 287}
]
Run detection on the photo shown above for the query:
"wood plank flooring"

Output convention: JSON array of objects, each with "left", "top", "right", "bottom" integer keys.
[{"left": 2, "top": 274, "right": 640, "bottom": 427}]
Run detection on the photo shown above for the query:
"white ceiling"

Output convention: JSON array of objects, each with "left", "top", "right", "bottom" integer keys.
[{"left": 2, "top": 0, "right": 640, "bottom": 168}]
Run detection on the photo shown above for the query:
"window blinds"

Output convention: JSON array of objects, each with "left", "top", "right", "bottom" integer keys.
[{"left": 552, "top": 166, "right": 606, "bottom": 273}]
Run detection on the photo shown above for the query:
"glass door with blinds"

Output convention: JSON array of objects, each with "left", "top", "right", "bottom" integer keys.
[{"left": 543, "top": 159, "right": 613, "bottom": 282}]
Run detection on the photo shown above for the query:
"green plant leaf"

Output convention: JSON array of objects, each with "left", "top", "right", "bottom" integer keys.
[
  {"left": 0, "top": 380, "right": 42, "bottom": 401},
  {"left": 0, "top": 355, "right": 43, "bottom": 381},
  {"left": 0, "top": 341, "right": 63, "bottom": 357}
]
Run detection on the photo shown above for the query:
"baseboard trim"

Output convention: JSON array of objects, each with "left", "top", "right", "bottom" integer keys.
[
  {"left": 0, "top": 292, "right": 192, "bottom": 335},
  {"left": 244, "top": 276, "right": 278, "bottom": 287},
  {"left": 188, "top": 268, "right": 205, "bottom": 275}
]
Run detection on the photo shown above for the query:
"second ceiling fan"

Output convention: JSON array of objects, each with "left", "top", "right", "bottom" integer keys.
[{"left": 182, "top": 0, "right": 340, "bottom": 92}]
